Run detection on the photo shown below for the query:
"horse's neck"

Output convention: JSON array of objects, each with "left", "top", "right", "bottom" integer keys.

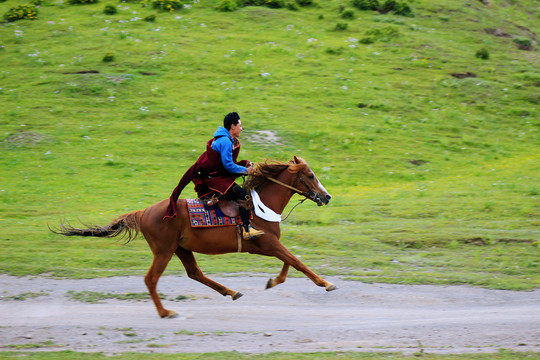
[{"left": 258, "top": 171, "right": 296, "bottom": 215}]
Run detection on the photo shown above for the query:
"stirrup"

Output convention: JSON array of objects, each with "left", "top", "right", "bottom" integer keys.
[{"left": 242, "top": 226, "right": 264, "bottom": 240}]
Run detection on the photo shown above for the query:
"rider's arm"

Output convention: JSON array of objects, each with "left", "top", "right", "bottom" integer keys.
[{"left": 212, "top": 137, "right": 248, "bottom": 175}]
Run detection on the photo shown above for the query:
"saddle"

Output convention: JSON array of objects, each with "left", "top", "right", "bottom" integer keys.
[
  {"left": 186, "top": 198, "right": 250, "bottom": 228},
  {"left": 216, "top": 199, "right": 240, "bottom": 218},
  {"left": 203, "top": 194, "right": 252, "bottom": 217}
]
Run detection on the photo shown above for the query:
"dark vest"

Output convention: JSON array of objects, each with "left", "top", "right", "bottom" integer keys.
[
  {"left": 163, "top": 136, "right": 247, "bottom": 220},
  {"left": 192, "top": 137, "right": 244, "bottom": 197}
]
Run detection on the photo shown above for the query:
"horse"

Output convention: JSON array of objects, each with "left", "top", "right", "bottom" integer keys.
[{"left": 52, "top": 156, "right": 336, "bottom": 318}]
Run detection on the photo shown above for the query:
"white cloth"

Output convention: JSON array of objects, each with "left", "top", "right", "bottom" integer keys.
[{"left": 250, "top": 189, "right": 282, "bottom": 222}]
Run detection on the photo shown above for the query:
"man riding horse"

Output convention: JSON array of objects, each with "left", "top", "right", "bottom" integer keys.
[{"left": 164, "top": 112, "right": 264, "bottom": 240}]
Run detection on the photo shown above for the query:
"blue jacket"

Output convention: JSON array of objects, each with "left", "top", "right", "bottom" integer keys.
[{"left": 211, "top": 126, "right": 247, "bottom": 175}]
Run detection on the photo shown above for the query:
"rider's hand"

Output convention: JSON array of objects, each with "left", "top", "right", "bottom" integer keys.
[{"left": 246, "top": 165, "right": 255, "bottom": 175}]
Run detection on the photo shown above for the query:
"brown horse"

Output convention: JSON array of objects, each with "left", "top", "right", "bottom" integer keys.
[{"left": 53, "top": 156, "right": 336, "bottom": 318}]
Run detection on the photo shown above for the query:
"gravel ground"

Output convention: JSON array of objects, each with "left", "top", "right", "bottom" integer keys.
[{"left": 1, "top": 274, "right": 539, "bottom": 355}]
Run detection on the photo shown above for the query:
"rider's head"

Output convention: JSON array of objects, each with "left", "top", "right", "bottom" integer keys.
[{"left": 224, "top": 112, "right": 240, "bottom": 130}]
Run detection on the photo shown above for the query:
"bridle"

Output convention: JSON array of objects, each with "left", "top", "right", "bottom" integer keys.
[
  {"left": 265, "top": 176, "right": 308, "bottom": 197},
  {"left": 242, "top": 169, "right": 326, "bottom": 222},
  {"left": 265, "top": 174, "right": 322, "bottom": 205},
  {"left": 262, "top": 176, "right": 309, "bottom": 222}
]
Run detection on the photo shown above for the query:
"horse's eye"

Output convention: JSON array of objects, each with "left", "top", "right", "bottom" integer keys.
[{"left": 308, "top": 174, "right": 315, "bottom": 179}]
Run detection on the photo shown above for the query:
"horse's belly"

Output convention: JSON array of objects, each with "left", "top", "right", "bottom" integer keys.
[{"left": 180, "top": 226, "right": 240, "bottom": 255}]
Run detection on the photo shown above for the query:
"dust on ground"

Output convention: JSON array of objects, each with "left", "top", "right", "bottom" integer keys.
[{"left": 0, "top": 275, "right": 539, "bottom": 355}]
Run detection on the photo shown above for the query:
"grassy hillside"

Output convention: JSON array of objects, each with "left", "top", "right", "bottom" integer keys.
[{"left": 1, "top": 0, "right": 538, "bottom": 289}]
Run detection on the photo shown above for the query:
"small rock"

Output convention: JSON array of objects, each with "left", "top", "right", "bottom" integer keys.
[{"left": 263, "top": 332, "right": 272, "bottom": 337}]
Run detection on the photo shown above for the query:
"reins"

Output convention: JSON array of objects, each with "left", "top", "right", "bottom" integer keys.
[{"left": 281, "top": 197, "right": 308, "bottom": 222}]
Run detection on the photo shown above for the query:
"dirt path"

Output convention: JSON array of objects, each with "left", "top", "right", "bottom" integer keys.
[{"left": 1, "top": 274, "right": 539, "bottom": 355}]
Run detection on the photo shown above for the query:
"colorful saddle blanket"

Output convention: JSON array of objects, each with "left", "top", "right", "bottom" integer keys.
[{"left": 186, "top": 199, "right": 241, "bottom": 228}]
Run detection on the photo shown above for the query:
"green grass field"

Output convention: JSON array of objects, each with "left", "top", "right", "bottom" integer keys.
[{"left": 1, "top": 0, "right": 538, "bottom": 293}]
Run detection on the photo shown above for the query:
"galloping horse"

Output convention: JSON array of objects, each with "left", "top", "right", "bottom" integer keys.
[{"left": 53, "top": 156, "right": 336, "bottom": 318}]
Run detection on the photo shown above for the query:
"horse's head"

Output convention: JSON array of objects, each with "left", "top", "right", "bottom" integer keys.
[
  {"left": 245, "top": 157, "right": 332, "bottom": 207},
  {"left": 292, "top": 156, "right": 332, "bottom": 206}
]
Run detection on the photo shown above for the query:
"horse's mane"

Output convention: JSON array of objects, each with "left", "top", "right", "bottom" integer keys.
[{"left": 243, "top": 158, "right": 307, "bottom": 193}]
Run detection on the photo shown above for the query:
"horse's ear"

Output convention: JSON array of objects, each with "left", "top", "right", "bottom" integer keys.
[{"left": 294, "top": 155, "right": 305, "bottom": 164}]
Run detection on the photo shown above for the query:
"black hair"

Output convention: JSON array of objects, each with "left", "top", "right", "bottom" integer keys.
[{"left": 223, "top": 112, "right": 240, "bottom": 130}]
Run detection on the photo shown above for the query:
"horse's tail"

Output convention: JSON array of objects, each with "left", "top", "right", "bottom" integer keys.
[{"left": 50, "top": 210, "right": 143, "bottom": 244}]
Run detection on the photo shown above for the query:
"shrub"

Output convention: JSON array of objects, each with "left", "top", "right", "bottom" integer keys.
[
  {"left": 353, "top": 0, "right": 412, "bottom": 16},
  {"left": 144, "top": 14, "right": 156, "bottom": 21},
  {"left": 392, "top": 1, "right": 412, "bottom": 16},
  {"left": 143, "top": 0, "right": 182, "bottom": 12},
  {"left": 341, "top": 8, "right": 355, "bottom": 19},
  {"left": 104, "top": 4, "right": 117, "bottom": 13},
  {"left": 264, "top": 0, "right": 284, "bottom": 8},
  {"left": 102, "top": 53, "right": 115, "bottom": 62},
  {"left": 334, "top": 22, "right": 348, "bottom": 31},
  {"left": 325, "top": 47, "right": 344, "bottom": 55},
  {"left": 352, "top": 0, "right": 378, "bottom": 11},
  {"left": 296, "top": 0, "right": 314, "bottom": 6},
  {"left": 285, "top": 0, "right": 298, "bottom": 10},
  {"left": 359, "top": 36, "right": 375, "bottom": 44},
  {"left": 238, "top": 0, "right": 263, "bottom": 5},
  {"left": 378, "top": 0, "right": 395, "bottom": 13},
  {"left": 475, "top": 47, "right": 489, "bottom": 60},
  {"left": 216, "top": 0, "right": 237, "bottom": 11},
  {"left": 365, "top": 26, "right": 400, "bottom": 41},
  {"left": 68, "top": 0, "right": 98, "bottom": 4},
  {"left": 513, "top": 37, "right": 533, "bottom": 50},
  {"left": 4, "top": 4, "right": 38, "bottom": 22}
]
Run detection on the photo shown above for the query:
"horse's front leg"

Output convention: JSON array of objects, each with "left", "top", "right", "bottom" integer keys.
[
  {"left": 175, "top": 247, "right": 243, "bottom": 300},
  {"left": 267, "top": 242, "right": 336, "bottom": 291},
  {"left": 266, "top": 263, "right": 290, "bottom": 289}
]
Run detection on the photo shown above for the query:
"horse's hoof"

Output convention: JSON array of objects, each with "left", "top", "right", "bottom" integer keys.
[
  {"left": 232, "top": 292, "right": 243, "bottom": 300},
  {"left": 325, "top": 284, "right": 337, "bottom": 292},
  {"left": 266, "top": 278, "right": 274, "bottom": 290},
  {"left": 161, "top": 310, "right": 178, "bottom": 318}
]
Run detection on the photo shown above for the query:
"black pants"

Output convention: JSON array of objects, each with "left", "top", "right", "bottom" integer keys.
[{"left": 225, "top": 183, "right": 251, "bottom": 230}]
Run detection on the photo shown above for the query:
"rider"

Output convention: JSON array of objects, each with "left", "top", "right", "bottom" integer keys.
[{"left": 163, "top": 112, "right": 264, "bottom": 240}]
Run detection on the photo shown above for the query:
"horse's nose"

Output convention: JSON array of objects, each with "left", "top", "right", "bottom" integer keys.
[{"left": 325, "top": 194, "right": 332, "bottom": 202}]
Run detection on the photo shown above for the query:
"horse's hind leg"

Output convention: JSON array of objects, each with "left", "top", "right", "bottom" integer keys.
[
  {"left": 145, "top": 252, "right": 177, "bottom": 318},
  {"left": 175, "top": 247, "right": 243, "bottom": 300},
  {"left": 266, "top": 263, "right": 290, "bottom": 289}
]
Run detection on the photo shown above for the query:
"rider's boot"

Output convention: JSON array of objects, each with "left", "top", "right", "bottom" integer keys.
[
  {"left": 242, "top": 224, "right": 264, "bottom": 239},
  {"left": 239, "top": 206, "right": 264, "bottom": 239}
]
